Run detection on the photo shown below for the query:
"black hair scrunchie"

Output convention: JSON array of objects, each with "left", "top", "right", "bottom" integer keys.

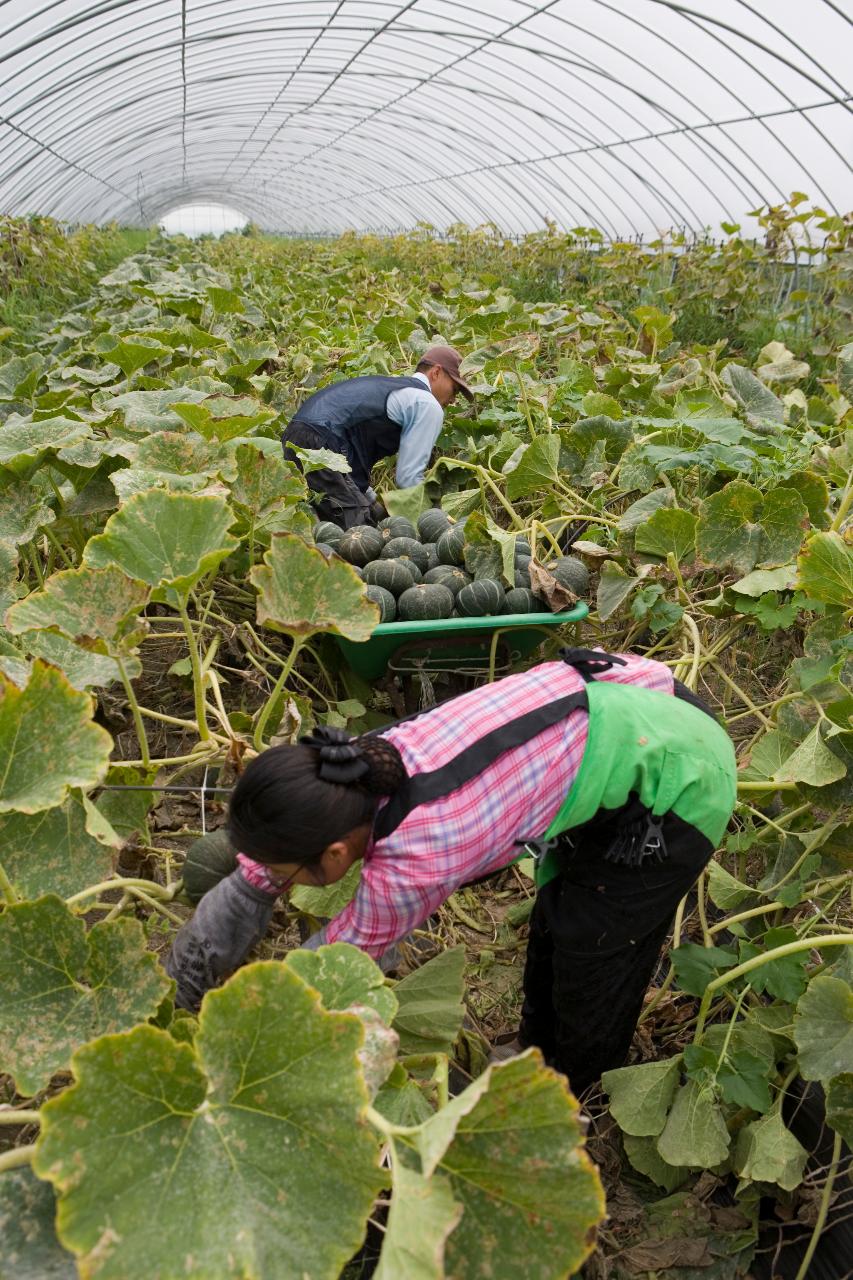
[{"left": 300, "top": 725, "right": 370, "bottom": 785}]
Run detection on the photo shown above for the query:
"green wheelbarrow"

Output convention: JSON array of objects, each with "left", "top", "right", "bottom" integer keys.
[{"left": 333, "top": 604, "right": 589, "bottom": 681}]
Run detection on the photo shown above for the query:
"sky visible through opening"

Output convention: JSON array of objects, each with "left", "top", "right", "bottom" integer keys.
[{"left": 159, "top": 204, "right": 248, "bottom": 237}]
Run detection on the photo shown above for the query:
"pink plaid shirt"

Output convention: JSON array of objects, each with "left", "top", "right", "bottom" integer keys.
[{"left": 238, "top": 655, "right": 674, "bottom": 957}]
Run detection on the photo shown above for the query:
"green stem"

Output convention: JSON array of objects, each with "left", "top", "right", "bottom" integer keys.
[
  {"left": 514, "top": 361, "right": 538, "bottom": 437},
  {"left": 253, "top": 636, "right": 304, "bottom": 751},
  {"left": 794, "top": 1132, "right": 843, "bottom": 1280},
  {"left": 829, "top": 467, "right": 853, "bottom": 532},
  {"left": 0, "top": 1143, "right": 36, "bottom": 1172},
  {"left": 696, "top": 869, "right": 712, "bottom": 947},
  {"left": 65, "top": 878, "right": 181, "bottom": 907},
  {"left": 695, "top": 933, "right": 853, "bottom": 1039},
  {"left": 0, "top": 1110, "right": 40, "bottom": 1126},
  {"left": 0, "top": 860, "right": 19, "bottom": 904},
  {"left": 116, "top": 655, "right": 150, "bottom": 769},
  {"left": 736, "top": 780, "right": 800, "bottom": 794},
  {"left": 177, "top": 597, "right": 210, "bottom": 742}
]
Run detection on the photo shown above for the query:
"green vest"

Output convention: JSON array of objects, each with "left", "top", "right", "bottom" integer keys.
[{"left": 534, "top": 681, "right": 737, "bottom": 888}]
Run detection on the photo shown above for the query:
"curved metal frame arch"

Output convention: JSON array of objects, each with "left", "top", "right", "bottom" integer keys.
[{"left": 0, "top": 0, "right": 849, "bottom": 234}]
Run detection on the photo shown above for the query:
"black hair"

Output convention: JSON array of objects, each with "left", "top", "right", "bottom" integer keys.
[
  {"left": 227, "top": 735, "right": 406, "bottom": 867},
  {"left": 415, "top": 359, "right": 436, "bottom": 373}
]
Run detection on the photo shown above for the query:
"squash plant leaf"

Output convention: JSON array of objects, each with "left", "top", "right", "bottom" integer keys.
[
  {"left": 601, "top": 1055, "right": 682, "bottom": 1136},
  {"left": 825, "top": 1073, "right": 853, "bottom": 1145},
  {"left": 0, "top": 352, "right": 45, "bottom": 400},
  {"left": 251, "top": 532, "right": 379, "bottom": 640},
  {"left": 107, "top": 336, "right": 170, "bottom": 378},
  {"left": 290, "top": 858, "right": 361, "bottom": 917},
  {"left": 285, "top": 942, "right": 398, "bottom": 1025},
  {"left": 104, "top": 386, "right": 208, "bottom": 433},
  {"left": 772, "top": 723, "right": 846, "bottom": 787},
  {"left": 796, "top": 531, "right": 853, "bottom": 606},
  {"left": 504, "top": 435, "right": 560, "bottom": 500},
  {"left": 0, "top": 1168, "right": 76, "bottom": 1280},
  {"left": 6, "top": 564, "right": 149, "bottom": 645},
  {"left": 622, "top": 1133, "right": 691, "bottom": 1192},
  {"left": 0, "top": 662, "right": 112, "bottom": 813},
  {"left": 84, "top": 490, "right": 239, "bottom": 596},
  {"left": 33, "top": 962, "right": 385, "bottom": 1280},
  {"left": 228, "top": 442, "right": 305, "bottom": 512},
  {"left": 414, "top": 1051, "right": 605, "bottom": 1280},
  {"left": 0, "top": 895, "right": 170, "bottom": 1095},
  {"left": 0, "top": 416, "right": 92, "bottom": 473},
  {"left": 656, "top": 1080, "right": 730, "bottom": 1169},
  {"left": 374, "top": 1160, "right": 462, "bottom": 1280},
  {"left": 721, "top": 363, "right": 785, "bottom": 426},
  {"left": 794, "top": 976, "right": 853, "bottom": 1082},
  {"left": 672, "top": 942, "right": 738, "bottom": 997},
  {"left": 696, "top": 481, "right": 808, "bottom": 574},
  {"left": 0, "top": 796, "right": 115, "bottom": 899},
  {"left": 392, "top": 947, "right": 466, "bottom": 1056},
  {"left": 18, "top": 630, "right": 127, "bottom": 690},
  {"left": 733, "top": 1112, "right": 808, "bottom": 1191},
  {"left": 171, "top": 395, "right": 276, "bottom": 442},
  {"left": 634, "top": 508, "right": 698, "bottom": 562},
  {"left": 0, "top": 480, "right": 56, "bottom": 546}
]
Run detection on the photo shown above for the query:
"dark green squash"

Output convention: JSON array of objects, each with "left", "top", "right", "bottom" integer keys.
[
  {"left": 379, "top": 515, "right": 417, "bottom": 541},
  {"left": 418, "top": 508, "right": 452, "bottom": 542},
  {"left": 380, "top": 536, "right": 429, "bottom": 573},
  {"left": 314, "top": 520, "right": 344, "bottom": 548},
  {"left": 182, "top": 828, "right": 238, "bottom": 904},
  {"left": 366, "top": 584, "right": 396, "bottom": 622},
  {"left": 423, "top": 565, "right": 472, "bottom": 596},
  {"left": 314, "top": 542, "right": 335, "bottom": 559},
  {"left": 547, "top": 555, "right": 589, "bottom": 596},
  {"left": 503, "top": 587, "right": 546, "bottom": 614},
  {"left": 397, "top": 583, "right": 454, "bottom": 621},
  {"left": 337, "top": 525, "right": 385, "bottom": 567},
  {"left": 422, "top": 542, "right": 440, "bottom": 572},
  {"left": 456, "top": 579, "right": 504, "bottom": 616},
  {"left": 437, "top": 523, "right": 467, "bottom": 566},
  {"left": 395, "top": 557, "right": 423, "bottom": 583},
  {"left": 363, "top": 558, "right": 416, "bottom": 596}
]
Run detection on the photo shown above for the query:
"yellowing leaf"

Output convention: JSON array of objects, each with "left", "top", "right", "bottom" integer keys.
[
  {"left": 251, "top": 532, "right": 379, "bottom": 640},
  {"left": 0, "top": 662, "right": 111, "bottom": 814}
]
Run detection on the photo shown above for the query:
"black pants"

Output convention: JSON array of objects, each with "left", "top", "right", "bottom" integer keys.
[
  {"left": 282, "top": 421, "right": 373, "bottom": 529},
  {"left": 518, "top": 803, "right": 714, "bottom": 1093}
]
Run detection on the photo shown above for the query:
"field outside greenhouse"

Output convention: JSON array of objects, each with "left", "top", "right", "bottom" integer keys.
[{"left": 0, "top": 199, "right": 850, "bottom": 1279}]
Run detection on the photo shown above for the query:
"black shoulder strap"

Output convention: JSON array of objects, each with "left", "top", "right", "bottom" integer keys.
[
  {"left": 558, "top": 647, "right": 628, "bottom": 682},
  {"left": 373, "top": 689, "right": 588, "bottom": 841}
]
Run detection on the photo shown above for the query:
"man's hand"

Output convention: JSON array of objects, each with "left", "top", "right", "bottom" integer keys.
[{"left": 368, "top": 497, "right": 388, "bottom": 524}]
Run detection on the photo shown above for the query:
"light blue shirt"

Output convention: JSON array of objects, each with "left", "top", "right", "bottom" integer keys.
[{"left": 385, "top": 371, "right": 444, "bottom": 489}]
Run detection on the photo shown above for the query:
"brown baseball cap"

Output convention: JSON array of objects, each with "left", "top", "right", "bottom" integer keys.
[{"left": 420, "top": 345, "right": 474, "bottom": 401}]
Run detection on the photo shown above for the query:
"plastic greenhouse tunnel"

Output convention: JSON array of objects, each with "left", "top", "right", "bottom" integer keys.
[{"left": 0, "top": 4, "right": 851, "bottom": 1280}]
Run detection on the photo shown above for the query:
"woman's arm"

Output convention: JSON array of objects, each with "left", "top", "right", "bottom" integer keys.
[{"left": 165, "top": 870, "right": 278, "bottom": 1010}]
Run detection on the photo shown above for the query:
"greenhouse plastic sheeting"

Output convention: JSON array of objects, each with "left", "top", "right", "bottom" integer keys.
[{"left": 0, "top": 0, "right": 850, "bottom": 236}]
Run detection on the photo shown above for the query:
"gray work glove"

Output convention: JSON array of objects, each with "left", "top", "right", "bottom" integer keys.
[{"left": 165, "top": 871, "right": 278, "bottom": 1011}]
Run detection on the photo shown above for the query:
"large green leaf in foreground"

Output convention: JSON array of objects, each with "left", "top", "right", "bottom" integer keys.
[
  {"left": 83, "top": 490, "right": 239, "bottom": 595},
  {"left": 5, "top": 564, "right": 149, "bottom": 644},
  {"left": 0, "top": 796, "right": 115, "bottom": 898},
  {"left": 251, "top": 532, "right": 379, "bottom": 640},
  {"left": 412, "top": 1051, "right": 604, "bottom": 1280},
  {"left": 34, "top": 962, "right": 384, "bottom": 1280},
  {"left": 0, "top": 662, "right": 112, "bottom": 813},
  {"left": 285, "top": 941, "right": 398, "bottom": 1024},
  {"left": 0, "top": 895, "right": 170, "bottom": 1095}
]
